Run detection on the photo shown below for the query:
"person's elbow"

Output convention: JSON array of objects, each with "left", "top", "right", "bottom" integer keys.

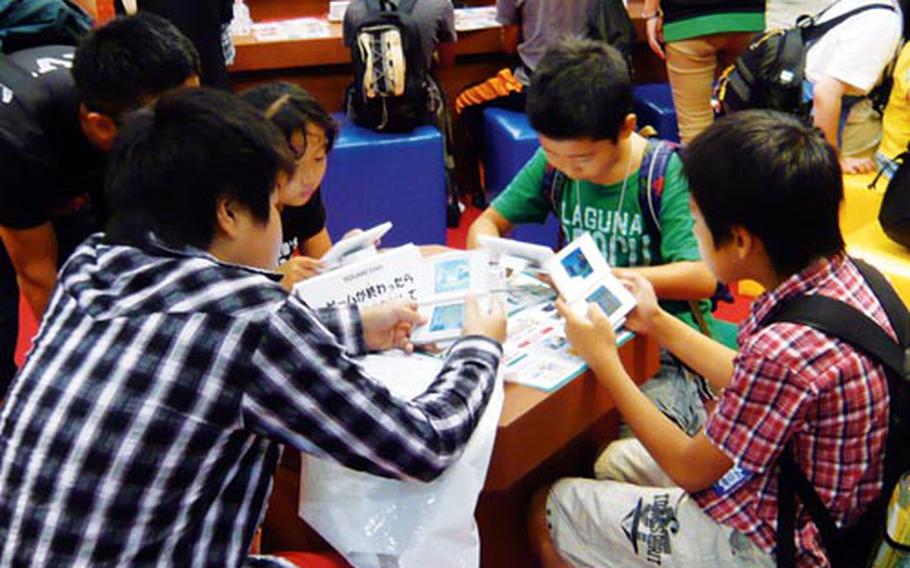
[
  {"left": 17, "top": 256, "right": 57, "bottom": 311},
  {"left": 812, "top": 76, "right": 848, "bottom": 115},
  {"left": 691, "top": 261, "right": 719, "bottom": 299},
  {"left": 396, "top": 436, "right": 468, "bottom": 483},
  {"left": 466, "top": 216, "right": 495, "bottom": 249},
  {"left": 666, "top": 435, "right": 731, "bottom": 493},
  {"left": 18, "top": 258, "right": 55, "bottom": 287},
  {"left": 409, "top": 459, "right": 450, "bottom": 483},
  {"left": 673, "top": 471, "right": 718, "bottom": 494},
  {"left": 467, "top": 208, "right": 510, "bottom": 249}
]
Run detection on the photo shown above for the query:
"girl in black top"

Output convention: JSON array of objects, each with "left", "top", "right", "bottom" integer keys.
[{"left": 241, "top": 82, "right": 338, "bottom": 289}]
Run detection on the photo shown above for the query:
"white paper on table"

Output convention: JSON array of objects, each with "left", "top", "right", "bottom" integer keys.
[
  {"left": 251, "top": 18, "right": 331, "bottom": 42},
  {"left": 454, "top": 7, "right": 500, "bottom": 32},
  {"left": 328, "top": 1, "right": 350, "bottom": 22},
  {"left": 498, "top": 297, "right": 634, "bottom": 392},
  {"left": 293, "top": 244, "right": 423, "bottom": 309}
]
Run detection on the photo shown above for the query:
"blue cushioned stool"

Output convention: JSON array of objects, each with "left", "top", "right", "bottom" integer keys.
[
  {"left": 320, "top": 113, "right": 446, "bottom": 247},
  {"left": 482, "top": 108, "right": 560, "bottom": 248},
  {"left": 632, "top": 83, "right": 680, "bottom": 143}
]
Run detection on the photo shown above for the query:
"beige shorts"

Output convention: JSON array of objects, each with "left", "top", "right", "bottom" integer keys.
[
  {"left": 842, "top": 98, "right": 883, "bottom": 158},
  {"left": 546, "top": 438, "right": 774, "bottom": 568}
]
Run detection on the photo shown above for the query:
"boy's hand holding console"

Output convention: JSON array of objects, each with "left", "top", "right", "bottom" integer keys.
[
  {"left": 354, "top": 231, "right": 635, "bottom": 352},
  {"left": 479, "top": 232, "right": 637, "bottom": 322},
  {"left": 311, "top": 223, "right": 508, "bottom": 348}
]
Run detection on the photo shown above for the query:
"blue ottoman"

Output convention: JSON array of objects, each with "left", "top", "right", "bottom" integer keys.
[
  {"left": 320, "top": 113, "right": 446, "bottom": 247},
  {"left": 633, "top": 83, "right": 680, "bottom": 143},
  {"left": 482, "top": 108, "right": 560, "bottom": 248}
]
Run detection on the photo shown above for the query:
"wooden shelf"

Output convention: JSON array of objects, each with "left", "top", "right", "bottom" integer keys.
[
  {"left": 231, "top": 0, "right": 647, "bottom": 73},
  {"left": 228, "top": 0, "right": 664, "bottom": 112}
]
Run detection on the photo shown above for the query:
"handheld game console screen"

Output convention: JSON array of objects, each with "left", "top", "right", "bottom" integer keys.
[
  {"left": 585, "top": 285, "right": 623, "bottom": 317},
  {"left": 429, "top": 303, "right": 466, "bottom": 332},
  {"left": 435, "top": 258, "right": 472, "bottom": 294},
  {"left": 560, "top": 247, "right": 594, "bottom": 279}
]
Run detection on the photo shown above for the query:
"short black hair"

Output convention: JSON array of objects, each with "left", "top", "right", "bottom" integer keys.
[
  {"left": 72, "top": 13, "right": 201, "bottom": 118},
  {"left": 527, "top": 37, "right": 632, "bottom": 141},
  {"left": 105, "top": 88, "right": 294, "bottom": 250},
  {"left": 682, "top": 110, "right": 844, "bottom": 278},
  {"left": 240, "top": 82, "right": 338, "bottom": 153}
]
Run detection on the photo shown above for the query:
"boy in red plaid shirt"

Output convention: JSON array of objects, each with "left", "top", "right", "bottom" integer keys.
[{"left": 529, "top": 110, "right": 892, "bottom": 568}]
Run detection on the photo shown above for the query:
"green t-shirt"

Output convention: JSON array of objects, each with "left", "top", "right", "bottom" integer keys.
[
  {"left": 492, "top": 148, "right": 734, "bottom": 345},
  {"left": 662, "top": 12, "right": 764, "bottom": 43}
]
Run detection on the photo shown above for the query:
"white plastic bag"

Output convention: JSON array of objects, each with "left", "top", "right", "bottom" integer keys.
[{"left": 298, "top": 351, "right": 504, "bottom": 568}]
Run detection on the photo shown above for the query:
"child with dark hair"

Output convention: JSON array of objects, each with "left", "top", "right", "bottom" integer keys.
[
  {"left": 469, "top": 37, "right": 727, "bottom": 436},
  {"left": 241, "top": 82, "right": 339, "bottom": 288},
  {"left": 72, "top": 12, "right": 201, "bottom": 125},
  {"left": 0, "top": 12, "right": 200, "bottom": 396},
  {"left": 0, "top": 87, "right": 506, "bottom": 566},
  {"left": 451, "top": 0, "right": 594, "bottom": 203},
  {"left": 529, "top": 110, "right": 890, "bottom": 568}
]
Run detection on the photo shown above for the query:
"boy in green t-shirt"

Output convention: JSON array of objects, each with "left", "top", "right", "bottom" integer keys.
[{"left": 468, "top": 38, "right": 727, "bottom": 434}]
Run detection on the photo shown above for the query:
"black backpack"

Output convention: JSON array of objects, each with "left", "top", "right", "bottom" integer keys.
[
  {"left": 0, "top": 0, "right": 92, "bottom": 54},
  {"left": 767, "top": 258, "right": 910, "bottom": 568},
  {"left": 585, "top": 0, "right": 635, "bottom": 74},
  {"left": 345, "top": 0, "right": 429, "bottom": 133},
  {"left": 716, "top": 2, "right": 898, "bottom": 121},
  {"left": 873, "top": 143, "right": 910, "bottom": 249}
]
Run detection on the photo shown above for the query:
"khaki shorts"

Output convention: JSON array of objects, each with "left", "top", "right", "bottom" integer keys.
[{"left": 546, "top": 439, "right": 774, "bottom": 568}]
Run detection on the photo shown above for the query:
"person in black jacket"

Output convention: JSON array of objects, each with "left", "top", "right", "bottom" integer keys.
[
  {"left": 117, "top": 0, "right": 233, "bottom": 89},
  {"left": 0, "top": 13, "right": 200, "bottom": 396}
]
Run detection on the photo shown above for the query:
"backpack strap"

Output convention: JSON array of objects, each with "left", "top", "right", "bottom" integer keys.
[
  {"left": 777, "top": 451, "right": 842, "bottom": 568},
  {"left": 768, "top": 294, "right": 904, "bottom": 376},
  {"left": 802, "top": 3, "right": 897, "bottom": 43},
  {"left": 769, "top": 257, "right": 908, "bottom": 568},
  {"left": 853, "top": 257, "right": 910, "bottom": 350},
  {"left": 637, "top": 138, "right": 730, "bottom": 334},
  {"left": 540, "top": 164, "right": 569, "bottom": 248},
  {"left": 637, "top": 138, "right": 677, "bottom": 246}
]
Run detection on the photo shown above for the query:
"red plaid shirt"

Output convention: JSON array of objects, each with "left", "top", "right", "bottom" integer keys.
[{"left": 693, "top": 254, "right": 891, "bottom": 567}]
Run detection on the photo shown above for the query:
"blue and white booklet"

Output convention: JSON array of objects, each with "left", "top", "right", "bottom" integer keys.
[{"left": 410, "top": 251, "right": 496, "bottom": 344}]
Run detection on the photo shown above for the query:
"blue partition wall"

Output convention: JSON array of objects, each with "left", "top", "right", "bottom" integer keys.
[
  {"left": 482, "top": 108, "right": 560, "bottom": 249},
  {"left": 632, "top": 83, "right": 680, "bottom": 143}
]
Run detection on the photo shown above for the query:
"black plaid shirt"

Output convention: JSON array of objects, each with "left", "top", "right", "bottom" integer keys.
[{"left": 0, "top": 234, "right": 501, "bottom": 566}]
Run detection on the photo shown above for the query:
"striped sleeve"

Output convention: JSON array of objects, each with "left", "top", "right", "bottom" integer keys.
[
  {"left": 241, "top": 295, "right": 502, "bottom": 482},
  {"left": 313, "top": 305, "right": 366, "bottom": 356}
]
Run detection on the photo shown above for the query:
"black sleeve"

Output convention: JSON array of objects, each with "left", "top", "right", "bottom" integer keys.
[
  {"left": 0, "top": 148, "right": 49, "bottom": 229},
  {"left": 281, "top": 189, "right": 327, "bottom": 254},
  {"left": 0, "top": 46, "right": 82, "bottom": 229}
]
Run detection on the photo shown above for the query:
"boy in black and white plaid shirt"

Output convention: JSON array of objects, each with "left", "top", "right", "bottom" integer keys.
[{"left": 0, "top": 88, "right": 505, "bottom": 566}]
